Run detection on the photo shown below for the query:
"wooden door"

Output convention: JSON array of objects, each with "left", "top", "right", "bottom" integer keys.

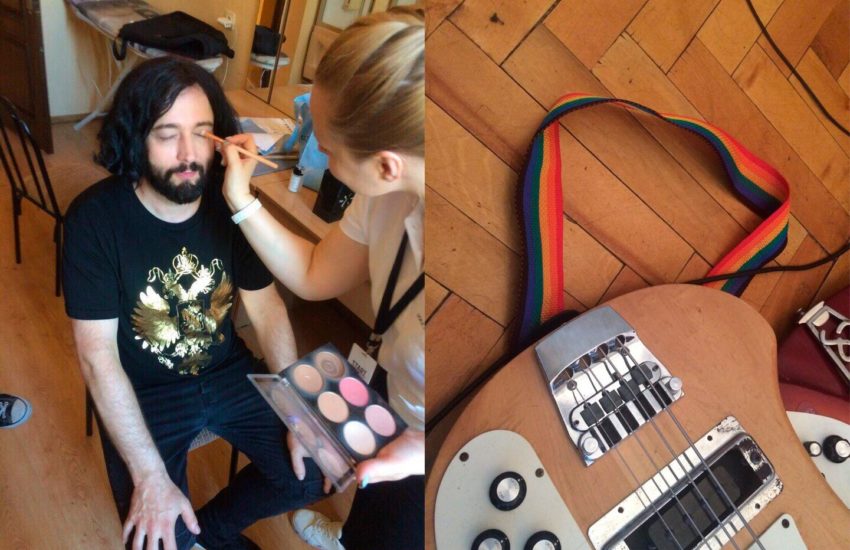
[{"left": 0, "top": 0, "right": 52, "bottom": 153}]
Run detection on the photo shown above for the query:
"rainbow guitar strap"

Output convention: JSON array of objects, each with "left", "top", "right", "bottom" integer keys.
[{"left": 518, "top": 93, "right": 791, "bottom": 347}]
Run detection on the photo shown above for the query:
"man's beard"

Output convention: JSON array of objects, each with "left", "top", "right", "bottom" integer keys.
[{"left": 143, "top": 160, "right": 210, "bottom": 204}]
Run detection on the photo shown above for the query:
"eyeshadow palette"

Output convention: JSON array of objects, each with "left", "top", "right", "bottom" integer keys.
[{"left": 249, "top": 344, "right": 407, "bottom": 490}]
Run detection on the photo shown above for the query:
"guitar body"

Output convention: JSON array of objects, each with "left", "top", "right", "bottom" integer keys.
[{"left": 426, "top": 285, "right": 850, "bottom": 549}]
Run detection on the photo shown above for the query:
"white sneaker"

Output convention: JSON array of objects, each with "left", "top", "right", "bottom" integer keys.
[{"left": 291, "top": 509, "right": 345, "bottom": 550}]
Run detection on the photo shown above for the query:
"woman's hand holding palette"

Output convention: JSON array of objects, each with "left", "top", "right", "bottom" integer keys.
[{"left": 249, "top": 344, "right": 406, "bottom": 490}]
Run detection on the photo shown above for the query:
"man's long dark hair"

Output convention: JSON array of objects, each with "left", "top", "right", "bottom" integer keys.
[{"left": 95, "top": 57, "right": 239, "bottom": 184}]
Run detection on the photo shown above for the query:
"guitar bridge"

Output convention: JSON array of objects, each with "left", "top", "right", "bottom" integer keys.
[{"left": 535, "top": 306, "right": 684, "bottom": 465}]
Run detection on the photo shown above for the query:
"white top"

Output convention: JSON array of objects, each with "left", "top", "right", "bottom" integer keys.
[{"left": 339, "top": 191, "right": 425, "bottom": 430}]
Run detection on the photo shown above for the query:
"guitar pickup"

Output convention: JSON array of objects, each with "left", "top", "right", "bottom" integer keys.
[{"left": 588, "top": 417, "right": 781, "bottom": 550}]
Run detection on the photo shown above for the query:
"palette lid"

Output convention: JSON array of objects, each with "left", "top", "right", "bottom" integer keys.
[{"left": 248, "top": 373, "right": 357, "bottom": 491}]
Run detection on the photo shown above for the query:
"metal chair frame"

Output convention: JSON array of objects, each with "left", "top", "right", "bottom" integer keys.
[{"left": 0, "top": 95, "right": 63, "bottom": 297}]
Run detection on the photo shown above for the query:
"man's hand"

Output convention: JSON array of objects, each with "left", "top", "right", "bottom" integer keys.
[
  {"left": 286, "top": 431, "right": 333, "bottom": 494},
  {"left": 123, "top": 471, "right": 200, "bottom": 550},
  {"left": 355, "top": 428, "right": 424, "bottom": 487}
]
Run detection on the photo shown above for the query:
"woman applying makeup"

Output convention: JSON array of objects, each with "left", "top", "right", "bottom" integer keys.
[{"left": 219, "top": 8, "right": 424, "bottom": 549}]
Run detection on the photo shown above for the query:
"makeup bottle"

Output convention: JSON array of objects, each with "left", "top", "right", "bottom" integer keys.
[{"left": 288, "top": 164, "right": 304, "bottom": 192}]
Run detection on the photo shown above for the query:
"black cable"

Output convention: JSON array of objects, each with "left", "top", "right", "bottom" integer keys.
[
  {"left": 425, "top": 309, "right": 580, "bottom": 433},
  {"left": 745, "top": 0, "right": 850, "bottom": 137},
  {"left": 685, "top": 240, "right": 850, "bottom": 285},
  {"left": 425, "top": 351, "right": 508, "bottom": 433}
]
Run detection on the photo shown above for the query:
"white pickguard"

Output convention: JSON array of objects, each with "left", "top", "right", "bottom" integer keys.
[
  {"left": 435, "top": 429, "right": 814, "bottom": 549},
  {"left": 434, "top": 430, "right": 590, "bottom": 550},
  {"left": 787, "top": 411, "right": 850, "bottom": 509},
  {"left": 748, "top": 514, "right": 807, "bottom": 550}
]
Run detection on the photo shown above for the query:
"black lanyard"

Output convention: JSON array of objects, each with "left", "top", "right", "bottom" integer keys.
[{"left": 365, "top": 231, "right": 424, "bottom": 356}]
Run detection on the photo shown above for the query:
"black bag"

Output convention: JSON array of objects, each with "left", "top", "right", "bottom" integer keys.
[
  {"left": 252, "top": 25, "right": 282, "bottom": 56},
  {"left": 113, "top": 11, "right": 235, "bottom": 61}
]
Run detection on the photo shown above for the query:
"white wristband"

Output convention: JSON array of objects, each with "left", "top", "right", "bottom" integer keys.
[{"left": 231, "top": 197, "right": 262, "bottom": 224}]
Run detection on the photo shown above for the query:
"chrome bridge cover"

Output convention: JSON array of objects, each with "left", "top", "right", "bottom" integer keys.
[{"left": 535, "top": 306, "right": 684, "bottom": 464}]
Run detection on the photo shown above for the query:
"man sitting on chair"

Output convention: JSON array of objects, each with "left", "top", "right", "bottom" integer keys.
[{"left": 63, "top": 57, "right": 324, "bottom": 550}]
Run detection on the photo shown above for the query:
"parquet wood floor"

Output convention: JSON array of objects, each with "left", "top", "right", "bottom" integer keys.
[{"left": 425, "top": 0, "right": 850, "bottom": 463}]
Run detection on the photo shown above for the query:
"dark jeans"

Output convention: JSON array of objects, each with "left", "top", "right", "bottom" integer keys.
[
  {"left": 340, "top": 475, "right": 424, "bottom": 550},
  {"left": 339, "top": 367, "right": 424, "bottom": 549},
  {"left": 97, "top": 356, "right": 325, "bottom": 549}
]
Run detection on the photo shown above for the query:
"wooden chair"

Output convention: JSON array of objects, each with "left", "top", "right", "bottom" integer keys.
[{"left": 0, "top": 95, "right": 63, "bottom": 296}]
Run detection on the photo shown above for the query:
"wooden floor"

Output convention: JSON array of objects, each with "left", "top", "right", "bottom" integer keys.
[
  {"left": 425, "top": 0, "right": 850, "bottom": 462},
  {"left": 0, "top": 121, "right": 364, "bottom": 548}
]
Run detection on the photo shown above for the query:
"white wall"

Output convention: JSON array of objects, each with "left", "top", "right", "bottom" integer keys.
[{"left": 42, "top": 1, "right": 109, "bottom": 118}]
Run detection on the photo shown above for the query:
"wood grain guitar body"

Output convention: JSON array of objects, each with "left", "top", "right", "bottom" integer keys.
[{"left": 427, "top": 285, "right": 850, "bottom": 549}]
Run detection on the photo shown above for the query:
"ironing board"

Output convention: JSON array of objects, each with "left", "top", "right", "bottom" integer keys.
[{"left": 65, "top": 0, "right": 224, "bottom": 130}]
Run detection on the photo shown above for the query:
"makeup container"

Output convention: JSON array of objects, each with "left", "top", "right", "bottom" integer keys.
[
  {"left": 249, "top": 344, "right": 406, "bottom": 490},
  {"left": 288, "top": 165, "right": 304, "bottom": 192}
]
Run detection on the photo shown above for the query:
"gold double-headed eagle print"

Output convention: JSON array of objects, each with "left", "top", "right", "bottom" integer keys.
[{"left": 132, "top": 247, "right": 232, "bottom": 375}]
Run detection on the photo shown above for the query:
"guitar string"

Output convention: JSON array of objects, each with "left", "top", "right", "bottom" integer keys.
[
  {"left": 594, "top": 350, "right": 741, "bottom": 549},
  {"left": 598, "top": 345, "right": 740, "bottom": 548},
  {"left": 566, "top": 332, "right": 763, "bottom": 549},
  {"left": 581, "top": 357, "right": 727, "bottom": 550},
  {"left": 617, "top": 345, "right": 765, "bottom": 550},
  {"left": 571, "top": 381, "right": 688, "bottom": 550},
  {"left": 592, "top": 351, "right": 738, "bottom": 549},
  {"left": 619, "top": 345, "right": 766, "bottom": 550},
  {"left": 576, "top": 375, "right": 703, "bottom": 549}
]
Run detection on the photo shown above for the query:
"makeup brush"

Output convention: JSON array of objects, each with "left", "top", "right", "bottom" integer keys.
[{"left": 197, "top": 130, "right": 279, "bottom": 169}]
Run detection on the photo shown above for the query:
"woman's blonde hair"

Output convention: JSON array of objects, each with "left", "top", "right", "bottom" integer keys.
[{"left": 315, "top": 6, "right": 424, "bottom": 158}]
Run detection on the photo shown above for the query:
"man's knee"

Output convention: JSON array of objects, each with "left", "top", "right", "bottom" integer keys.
[{"left": 263, "top": 457, "right": 326, "bottom": 503}]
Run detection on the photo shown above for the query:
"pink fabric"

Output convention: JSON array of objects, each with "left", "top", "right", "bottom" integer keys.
[{"left": 779, "top": 382, "right": 850, "bottom": 424}]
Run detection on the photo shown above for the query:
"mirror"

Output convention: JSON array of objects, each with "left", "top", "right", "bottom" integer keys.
[
  {"left": 245, "top": 0, "right": 291, "bottom": 102},
  {"left": 246, "top": 0, "right": 414, "bottom": 115}
]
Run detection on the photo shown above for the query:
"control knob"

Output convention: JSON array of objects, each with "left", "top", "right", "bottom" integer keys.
[
  {"left": 489, "top": 471, "right": 527, "bottom": 511},
  {"left": 524, "top": 530, "right": 561, "bottom": 550},
  {"left": 803, "top": 440, "right": 822, "bottom": 457},
  {"left": 472, "top": 529, "right": 510, "bottom": 550},
  {"left": 823, "top": 435, "right": 850, "bottom": 464}
]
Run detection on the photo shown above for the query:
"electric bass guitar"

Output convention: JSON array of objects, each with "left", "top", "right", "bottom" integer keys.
[{"left": 426, "top": 285, "right": 850, "bottom": 550}]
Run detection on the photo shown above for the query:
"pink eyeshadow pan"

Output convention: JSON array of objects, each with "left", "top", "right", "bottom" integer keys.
[
  {"left": 292, "top": 364, "right": 323, "bottom": 393},
  {"left": 318, "top": 392, "right": 349, "bottom": 423},
  {"left": 339, "top": 377, "right": 369, "bottom": 407},
  {"left": 365, "top": 405, "right": 396, "bottom": 437},
  {"left": 343, "top": 421, "right": 376, "bottom": 456}
]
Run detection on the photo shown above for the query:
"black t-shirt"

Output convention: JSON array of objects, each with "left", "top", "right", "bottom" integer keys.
[{"left": 63, "top": 175, "right": 273, "bottom": 389}]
